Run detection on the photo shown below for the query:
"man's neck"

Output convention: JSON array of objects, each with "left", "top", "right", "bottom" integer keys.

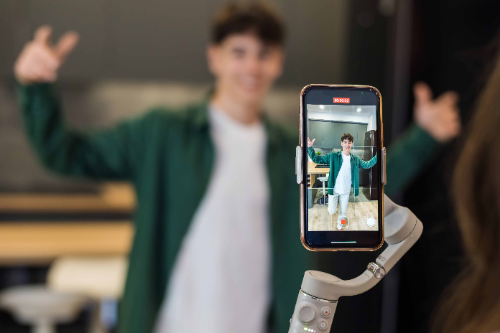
[
  {"left": 342, "top": 150, "right": 350, "bottom": 156},
  {"left": 210, "top": 90, "right": 262, "bottom": 125}
]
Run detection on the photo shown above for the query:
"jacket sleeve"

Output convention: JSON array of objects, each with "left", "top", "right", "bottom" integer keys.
[
  {"left": 307, "top": 147, "right": 330, "bottom": 165},
  {"left": 359, "top": 154, "right": 377, "bottom": 169},
  {"left": 17, "top": 81, "right": 151, "bottom": 181},
  {"left": 385, "top": 123, "right": 439, "bottom": 197}
]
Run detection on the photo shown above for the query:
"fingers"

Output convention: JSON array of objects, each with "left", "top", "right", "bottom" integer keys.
[
  {"left": 436, "top": 90, "right": 459, "bottom": 107},
  {"left": 34, "top": 46, "right": 59, "bottom": 71},
  {"left": 33, "top": 26, "right": 79, "bottom": 62},
  {"left": 34, "top": 25, "right": 53, "bottom": 47},
  {"left": 15, "top": 26, "right": 79, "bottom": 84},
  {"left": 432, "top": 106, "right": 462, "bottom": 142},
  {"left": 440, "top": 120, "right": 461, "bottom": 142},
  {"left": 413, "top": 82, "right": 433, "bottom": 104},
  {"left": 54, "top": 31, "right": 79, "bottom": 61}
]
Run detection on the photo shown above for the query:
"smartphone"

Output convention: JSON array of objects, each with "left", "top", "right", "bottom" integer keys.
[{"left": 297, "top": 85, "right": 386, "bottom": 251}]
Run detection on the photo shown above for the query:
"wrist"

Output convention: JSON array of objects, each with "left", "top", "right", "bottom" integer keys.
[{"left": 14, "top": 74, "right": 32, "bottom": 86}]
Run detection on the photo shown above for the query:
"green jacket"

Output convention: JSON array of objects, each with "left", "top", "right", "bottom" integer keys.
[
  {"left": 307, "top": 148, "right": 377, "bottom": 196},
  {"left": 16, "top": 81, "right": 439, "bottom": 333}
]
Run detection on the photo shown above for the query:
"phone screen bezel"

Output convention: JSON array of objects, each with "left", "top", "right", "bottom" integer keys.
[{"left": 300, "top": 84, "right": 384, "bottom": 251}]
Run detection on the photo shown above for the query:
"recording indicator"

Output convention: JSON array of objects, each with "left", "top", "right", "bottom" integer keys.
[{"left": 333, "top": 97, "right": 350, "bottom": 103}]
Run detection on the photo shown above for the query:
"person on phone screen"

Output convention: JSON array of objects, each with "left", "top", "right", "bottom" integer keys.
[
  {"left": 307, "top": 133, "right": 376, "bottom": 229},
  {"left": 12, "top": 1, "right": 460, "bottom": 332}
]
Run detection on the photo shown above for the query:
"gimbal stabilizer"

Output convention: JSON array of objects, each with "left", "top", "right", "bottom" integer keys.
[{"left": 288, "top": 195, "right": 423, "bottom": 332}]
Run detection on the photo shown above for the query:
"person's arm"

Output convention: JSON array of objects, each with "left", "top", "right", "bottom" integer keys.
[
  {"left": 384, "top": 82, "right": 461, "bottom": 197},
  {"left": 359, "top": 154, "right": 377, "bottom": 169},
  {"left": 307, "top": 147, "right": 329, "bottom": 165},
  {"left": 13, "top": 26, "right": 151, "bottom": 180},
  {"left": 384, "top": 123, "right": 438, "bottom": 197},
  {"left": 17, "top": 81, "right": 150, "bottom": 180}
]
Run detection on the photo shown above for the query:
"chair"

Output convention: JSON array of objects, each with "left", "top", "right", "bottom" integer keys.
[
  {"left": 47, "top": 256, "right": 128, "bottom": 333},
  {"left": 0, "top": 285, "right": 88, "bottom": 333},
  {"left": 317, "top": 175, "right": 329, "bottom": 205}
]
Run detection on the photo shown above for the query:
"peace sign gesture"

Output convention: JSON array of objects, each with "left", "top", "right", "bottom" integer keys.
[
  {"left": 14, "top": 25, "right": 79, "bottom": 85},
  {"left": 307, "top": 137, "right": 315, "bottom": 147}
]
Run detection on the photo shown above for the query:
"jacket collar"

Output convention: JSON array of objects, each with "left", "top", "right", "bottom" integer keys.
[
  {"left": 192, "top": 99, "right": 211, "bottom": 131},
  {"left": 335, "top": 150, "right": 353, "bottom": 157}
]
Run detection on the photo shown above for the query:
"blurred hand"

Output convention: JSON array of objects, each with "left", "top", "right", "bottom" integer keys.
[
  {"left": 413, "top": 82, "right": 461, "bottom": 143},
  {"left": 307, "top": 137, "right": 315, "bottom": 147},
  {"left": 14, "top": 25, "right": 79, "bottom": 85}
]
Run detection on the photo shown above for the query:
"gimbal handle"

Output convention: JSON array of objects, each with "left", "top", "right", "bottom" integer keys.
[{"left": 288, "top": 195, "right": 423, "bottom": 333}]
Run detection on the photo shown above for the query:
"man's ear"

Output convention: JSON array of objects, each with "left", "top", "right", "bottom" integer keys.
[{"left": 207, "top": 44, "right": 220, "bottom": 76}]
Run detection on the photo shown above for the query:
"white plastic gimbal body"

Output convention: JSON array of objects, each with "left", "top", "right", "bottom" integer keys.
[{"left": 288, "top": 195, "right": 423, "bottom": 333}]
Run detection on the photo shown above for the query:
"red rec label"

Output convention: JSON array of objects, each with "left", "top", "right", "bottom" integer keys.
[{"left": 333, "top": 97, "right": 350, "bottom": 103}]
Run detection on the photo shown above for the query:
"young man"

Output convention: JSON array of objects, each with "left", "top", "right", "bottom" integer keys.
[
  {"left": 307, "top": 133, "right": 376, "bottom": 229},
  {"left": 13, "top": 2, "right": 461, "bottom": 333},
  {"left": 14, "top": 5, "right": 301, "bottom": 333}
]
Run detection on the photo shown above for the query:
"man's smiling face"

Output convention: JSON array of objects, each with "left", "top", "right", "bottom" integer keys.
[
  {"left": 207, "top": 32, "right": 284, "bottom": 105},
  {"left": 341, "top": 139, "right": 353, "bottom": 153}
]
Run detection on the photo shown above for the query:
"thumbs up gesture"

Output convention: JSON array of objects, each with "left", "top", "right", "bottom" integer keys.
[
  {"left": 14, "top": 25, "right": 79, "bottom": 85},
  {"left": 413, "top": 82, "right": 461, "bottom": 143}
]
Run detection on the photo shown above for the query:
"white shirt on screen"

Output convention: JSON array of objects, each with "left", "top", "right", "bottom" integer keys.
[
  {"left": 153, "top": 105, "right": 271, "bottom": 333},
  {"left": 333, "top": 151, "right": 351, "bottom": 195}
]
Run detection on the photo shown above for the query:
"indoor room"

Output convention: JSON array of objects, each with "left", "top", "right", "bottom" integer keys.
[
  {"left": 306, "top": 104, "right": 379, "bottom": 231},
  {"left": 1, "top": 0, "right": 498, "bottom": 333}
]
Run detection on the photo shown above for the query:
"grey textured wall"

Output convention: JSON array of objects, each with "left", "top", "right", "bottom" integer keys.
[{"left": 0, "top": 0, "right": 349, "bottom": 85}]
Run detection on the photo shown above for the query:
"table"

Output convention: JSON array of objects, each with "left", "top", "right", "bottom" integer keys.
[
  {"left": 0, "top": 222, "right": 133, "bottom": 265},
  {"left": 0, "top": 183, "right": 135, "bottom": 213},
  {"left": 0, "top": 183, "right": 135, "bottom": 265},
  {"left": 307, "top": 162, "right": 330, "bottom": 189}
]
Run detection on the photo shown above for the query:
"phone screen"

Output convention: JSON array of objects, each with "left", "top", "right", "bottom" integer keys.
[{"left": 301, "top": 85, "right": 383, "bottom": 250}]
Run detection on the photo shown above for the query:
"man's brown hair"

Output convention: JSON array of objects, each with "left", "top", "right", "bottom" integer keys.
[
  {"left": 341, "top": 133, "right": 353, "bottom": 142},
  {"left": 211, "top": 1, "right": 286, "bottom": 46}
]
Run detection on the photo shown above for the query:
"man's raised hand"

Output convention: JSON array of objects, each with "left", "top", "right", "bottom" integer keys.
[
  {"left": 413, "top": 82, "right": 461, "bottom": 143},
  {"left": 14, "top": 25, "right": 79, "bottom": 85},
  {"left": 307, "top": 137, "right": 315, "bottom": 147}
]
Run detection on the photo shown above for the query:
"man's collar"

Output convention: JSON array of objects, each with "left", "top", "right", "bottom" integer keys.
[
  {"left": 334, "top": 150, "right": 351, "bottom": 157},
  {"left": 193, "top": 88, "right": 282, "bottom": 147},
  {"left": 192, "top": 87, "right": 213, "bottom": 131}
]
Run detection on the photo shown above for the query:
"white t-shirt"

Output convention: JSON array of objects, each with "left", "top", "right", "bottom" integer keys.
[
  {"left": 333, "top": 151, "right": 351, "bottom": 195},
  {"left": 153, "top": 105, "right": 271, "bottom": 333}
]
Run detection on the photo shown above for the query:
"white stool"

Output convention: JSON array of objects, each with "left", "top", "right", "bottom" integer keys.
[
  {"left": 317, "top": 175, "right": 329, "bottom": 205},
  {"left": 0, "top": 285, "right": 88, "bottom": 333},
  {"left": 48, "top": 256, "right": 128, "bottom": 333}
]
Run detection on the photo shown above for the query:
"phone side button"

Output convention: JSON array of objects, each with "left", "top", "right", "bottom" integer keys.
[
  {"left": 296, "top": 146, "right": 303, "bottom": 184},
  {"left": 381, "top": 147, "right": 387, "bottom": 185}
]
